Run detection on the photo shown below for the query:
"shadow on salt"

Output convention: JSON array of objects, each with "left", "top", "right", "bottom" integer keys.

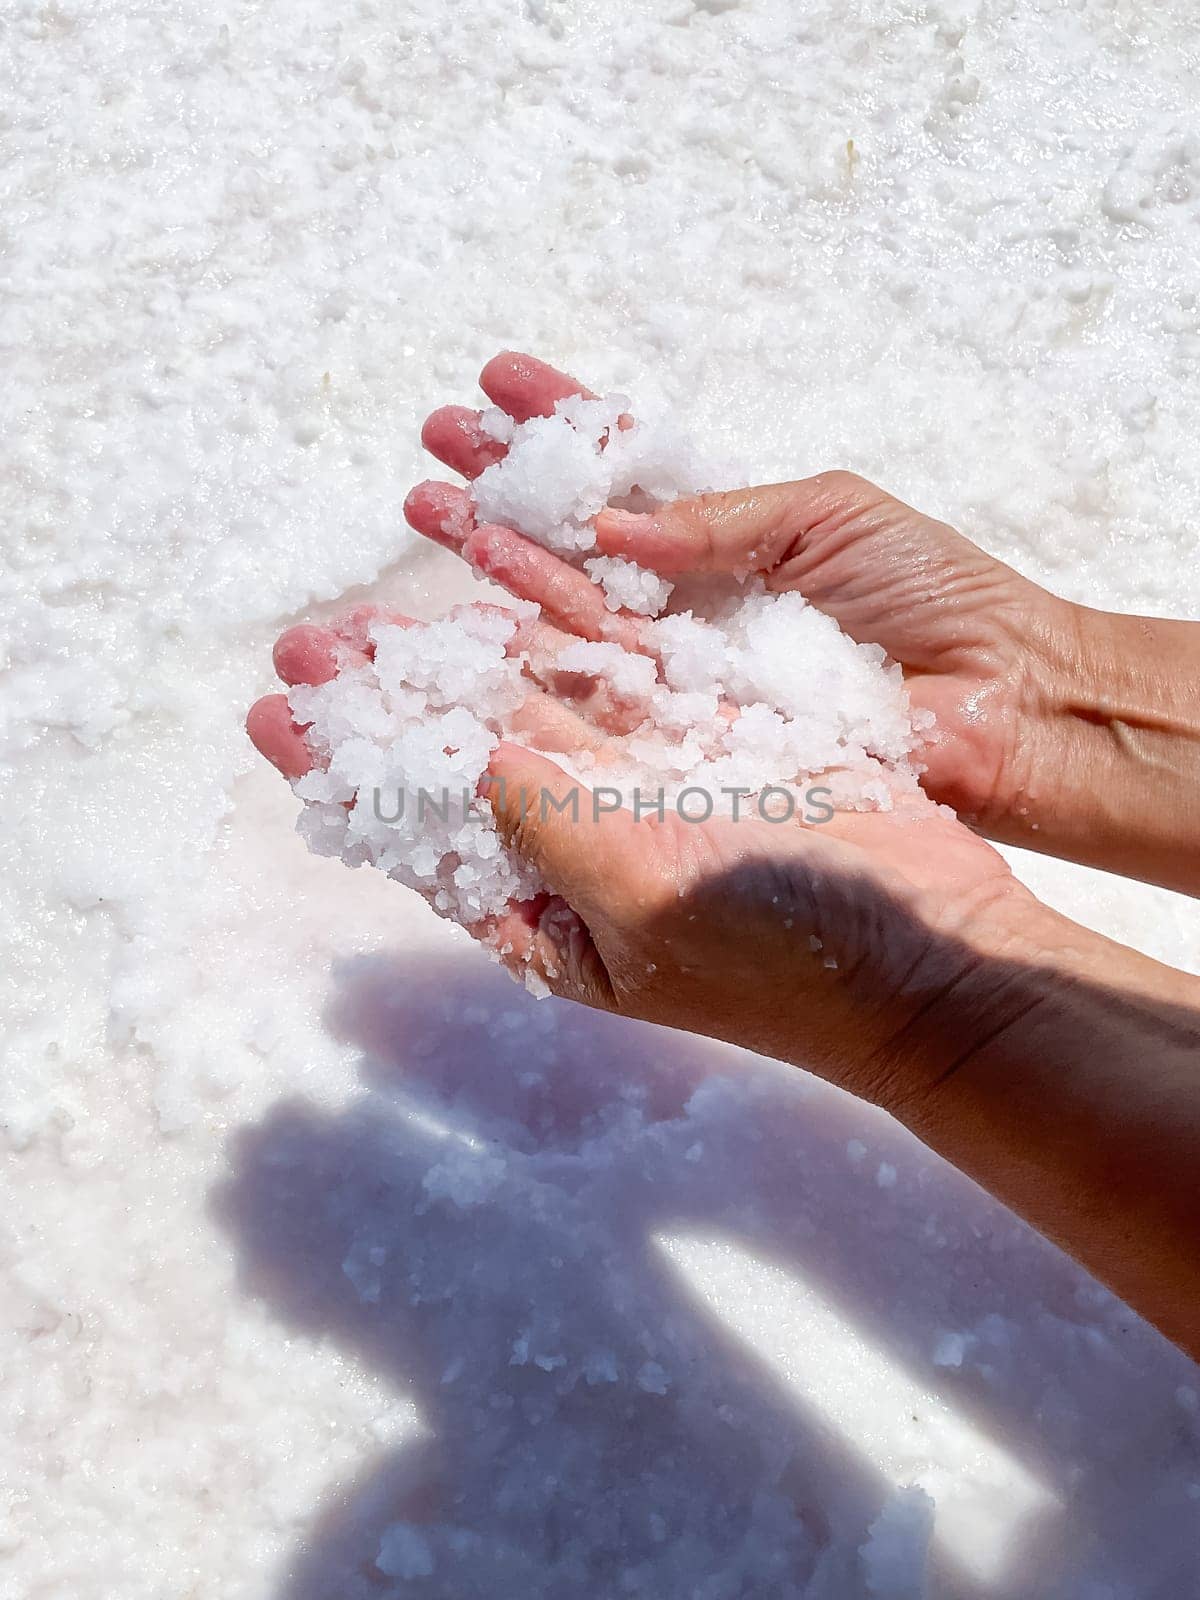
[{"left": 214, "top": 952, "right": 1198, "bottom": 1599}]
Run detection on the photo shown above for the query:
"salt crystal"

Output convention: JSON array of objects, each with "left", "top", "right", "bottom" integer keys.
[
  {"left": 377, "top": 1524, "right": 435, "bottom": 1580},
  {"left": 554, "top": 639, "right": 658, "bottom": 704},
  {"left": 583, "top": 554, "right": 675, "bottom": 615},
  {"left": 289, "top": 388, "right": 927, "bottom": 984},
  {"left": 860, "top": 1487, "right": 934, "bottom": 1598},
  {"left": 636, "top": 1360, "right": 671, "bottom": 1395},
  {"left": 933, "top": 1331, "right": 968, "bottom": 1368}
]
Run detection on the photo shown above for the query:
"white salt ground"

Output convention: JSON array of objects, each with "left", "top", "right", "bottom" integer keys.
[{"left": 3, "top": 2, "right": 1200, "bottom": 1598}]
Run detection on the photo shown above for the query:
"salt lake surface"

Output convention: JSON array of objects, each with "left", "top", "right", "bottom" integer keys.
[{"left": 3, "top": 1, "right": 1200, "bottom": 1595}]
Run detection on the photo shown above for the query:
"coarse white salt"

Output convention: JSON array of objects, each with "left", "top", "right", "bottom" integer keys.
[
  {"left": 376, "top": 1524, "right": 436, "bottom": 1580},
  {"left": 12, "top": 7, "right": 1200, "bottom": 1590},
  {"left": 290, "top": 604, "right": 541, "bottom": 926},
  {"left": 289, "top": 390, "right": 926, "bottom": 977},
  {"left": 583, "top": 554, "right": 675, "bottom": 616}
]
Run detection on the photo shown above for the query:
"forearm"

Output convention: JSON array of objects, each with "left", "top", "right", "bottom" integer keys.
[
  {"left": 997, "top": 605, "right": 1200, "bottom": 895},
  {"left": 896, "top": 908, "right": 1200, "bottom": 1355}
]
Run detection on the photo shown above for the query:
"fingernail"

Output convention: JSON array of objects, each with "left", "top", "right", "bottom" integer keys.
[
  {"left": 465, "top": 526, "right": 517, "bottom": 580},
  {"left": 597, "top": 508, "right": 653, "bottom": 530},
  {"left": 403, "top": 482, "right": 472, "bottom": 552},
  {"left": 272, "top": 624, "right": 339, "bottom": 686},
  {"left": 488, "top": 738, "right": 525, "bottom": 770},
  {"left": 477, "top": 740, "right": 520, "bottom": 796},
  {"left": 595, "top": 507, "right": 656, "bottom": 553},
  {"left": 431, "top": 511, "right": 471, "bottom": 552}
]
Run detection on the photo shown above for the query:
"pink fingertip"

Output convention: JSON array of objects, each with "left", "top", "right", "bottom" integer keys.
[
  {"left": 273, "top": 624, "right": 340, "bottom": 687},
  {"left": 421, "top": 405, "right": 507, "bottom": 479},
  {"left": 420, "top": 405, "right": 470, "bottom": 451},
  {"left": 486, "top": 738, "right": 527, "bottom": 776},
  {"left": 464, "top": 523, "right": 521, "bottom": 581},
  {"left": 479, "top": 738, "right": 540, "bottom": 801},
  {"left": 245, "top": 694, "right": 313, "bottom": 780},
  {"left": 479, "top": 351, "right": 595, "bottom": 423},
  {"left": 594, "top": 507, "right": 693, "bottom": 574},
  {"left": 403, "top": 480, "right": 476, "bottom": 550}
]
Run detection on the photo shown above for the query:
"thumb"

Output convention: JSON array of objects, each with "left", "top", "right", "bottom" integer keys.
[
  {"left": 483, "top": 742, "right": 637, "bottom": 926},
  {"left": 594, "top": 473, "right": 881, "bottom": 576}
]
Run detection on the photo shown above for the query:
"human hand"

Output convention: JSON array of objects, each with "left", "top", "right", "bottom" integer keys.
[
  {"left": 480, "top": 742, "right": 1200, "bottom": 1362},
  {"left": 247, "top": 352, "right": 1200, "bottom": 1351},
  {"left": 481, "top": 738, "right": 1042, "bottom": 1116},
  {"left": 244, "top": 594, "right": 664, "bottom": 957},
  {"left": 248, "top": 347, "right": 1044, "bottom": 1108},
  {"left": 243, "top": 558, "right": 1039, "bottom": 1118},
  {"left": 404, "top": 352, "right": 1083, "bottom": 841}
]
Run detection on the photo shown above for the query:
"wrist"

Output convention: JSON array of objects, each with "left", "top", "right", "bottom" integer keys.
[
  {"left": 878, "top": 888, "right": 1200, "bottom": 1127},
  {"left": 986, "top": 600, "right": 1200, "bottom": 893},
  {"left": 887, "top": 895, "right": 1200, "bottom": 1354}
]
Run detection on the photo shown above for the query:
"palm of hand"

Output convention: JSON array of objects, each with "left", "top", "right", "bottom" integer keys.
[
  {"left": 497, "top": 743, "right": 1026, "bottom": 1101},
  {"left": 247, "top": 353, "right": 1040, "bottom": 1059},
  {"left": 759, "top": 474, "right": 1067, "bottom": 823},
  {"left": 596, "top": 470, "right": 1068, "bottom": 828}
]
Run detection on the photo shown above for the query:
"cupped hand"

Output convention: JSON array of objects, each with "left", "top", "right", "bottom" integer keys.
[
  {"left": 246, "top": 350, "right": 1064, "bottom": 1102},
  {"left": 245, "top": 592, "right": 657, "bottom": 947},
  {"left": 245, "top": 354, "right": 1200, "bottom": 1352},
  {"left": 406, "top": 352, "right": 1082, "bottom": 836},
  {"left": 482, "top": 739, "right": 1043, "bottom": 1115}
]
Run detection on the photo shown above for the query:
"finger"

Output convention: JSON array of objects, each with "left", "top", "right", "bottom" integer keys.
[
  {"left": 272, "top": 624, "right": 368, "bottom": 687},
  {"left": 447, "top": 599, "right": 607, "bottom": 717},
  {"left": 272, "top": 609, "right": 416, "bottom": 686},
  {"left": 420, "top": 405, "right": 508, "bottom": 480},
  {"left": 482, "top": 890, "right": 551, "bottom": 960},
  {"left": 594, "top": 476, "right": 882, "bottom": 576},
  {"left": 488, "top": 892, "right": 616, "bottom": 1010},
  {"left": 479, "top": 351, "right": 595, "bottom": 423},
  {"left": 484, "top": 742, "right": 640, "bottom": 928},
  {"left": 327, "top": 605, "right": 416, "bottom": 657},
  {"left": 246, "top": 694, "right": 313, "bottom": 780},
  {"left": 509, "top": 688, "right": 613, "bottom": 756},
  {"left": 403, "top": 480, "right": 477, "bottom": 552},
  {"left": 466, "top": 523, "right": 647, "bottom": 652},
  {"left": 405, "top": 486, "right": 653, "bottom": 666},
  {"left": 401, "top": 849, "right": 604, "bottom": 1004},
  {"left": 513, "top": 616, "right": 651, "bottom": 735}
]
